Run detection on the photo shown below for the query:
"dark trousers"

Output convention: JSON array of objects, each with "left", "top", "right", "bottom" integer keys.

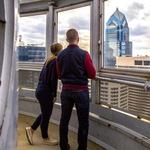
[
  {"left": 59, "top": 90, "right": 89, "bottom": 150},
  {"left": 31, "top": 91, "right": 54, "bottom": 139}
]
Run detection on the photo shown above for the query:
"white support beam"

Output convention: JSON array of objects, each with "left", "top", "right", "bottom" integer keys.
[
  {"left": 91, "top": 0, "right": 101, "bottom": 104},
  {"left": 0, "top": 0, "right": 18, "bottom": 149},
  {"left": 91, "top": 0, "right": 100, "bottom": 70},
  {"left": 46, "top": 4, "right": 55, "bottom": 57},
  {"left": 0, "top": 0, "right": 5, "bottom": 77}
]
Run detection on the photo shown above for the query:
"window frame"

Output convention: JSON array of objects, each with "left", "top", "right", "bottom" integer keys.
[
  {"left": 53, "top": 2, "right": 92, "bottom": 53},
  {"left": 18, "top": 11, "right": 48, "bottom": 67},
  {"left": 99, "top": 0, "right": 150, "bottom": 82}
]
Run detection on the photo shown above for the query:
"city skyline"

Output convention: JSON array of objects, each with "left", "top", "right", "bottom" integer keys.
[{"left": 19, "top": 1, "right": 150, "bottom": 56}]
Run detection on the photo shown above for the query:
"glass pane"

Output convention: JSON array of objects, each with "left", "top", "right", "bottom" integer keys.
[
  {"left": 99, "top": 80, "right": 150, "bottom": 120},
  {"left": 104, "top": 0, "right": 150, "bottom": 71},
  {"left": 17, "top": 14, "right": 46, "bottom": 62},
  {"left": 19, "top": 70, "right": 40, "bottom": 89},
  {"left": 58, "top": 6, "right": 91, "bottom": 52}
]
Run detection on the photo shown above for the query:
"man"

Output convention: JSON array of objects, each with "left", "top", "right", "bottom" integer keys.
[{"left": 57, "top": 29, "right": 96, "bottom": 150}]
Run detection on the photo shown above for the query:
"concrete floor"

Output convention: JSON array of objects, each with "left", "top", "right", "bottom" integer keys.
[{"left": 17, "top": 115, "right": 105, "bottom": 150}]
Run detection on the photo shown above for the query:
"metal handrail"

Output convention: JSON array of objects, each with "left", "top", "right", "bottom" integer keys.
[{"left": 95, "top": 76, "right": 150, "bottom": 90}]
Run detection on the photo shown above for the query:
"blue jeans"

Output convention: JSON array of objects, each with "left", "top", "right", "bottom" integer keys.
[{"left": 59, "top": 90, "right": 89, "bottom": 150}]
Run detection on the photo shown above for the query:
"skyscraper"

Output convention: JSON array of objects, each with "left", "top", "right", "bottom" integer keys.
[{"left": 105, "top": 8, "right": 132, "bottom": 67}]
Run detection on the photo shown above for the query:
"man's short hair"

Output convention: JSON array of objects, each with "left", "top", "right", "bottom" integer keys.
[{"left": 66, "top": 29, "right": 79, "bottom": 43}]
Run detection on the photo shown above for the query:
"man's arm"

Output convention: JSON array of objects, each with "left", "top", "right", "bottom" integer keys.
[{"left": 84, "top": 52, "right": 96, "bottom": 79}]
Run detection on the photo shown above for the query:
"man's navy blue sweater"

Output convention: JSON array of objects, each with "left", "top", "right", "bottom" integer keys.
[{"left": 57, "top": 44, "right": 96, "bottom": 91}]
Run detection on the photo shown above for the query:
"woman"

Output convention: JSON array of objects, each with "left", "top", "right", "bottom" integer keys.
[{"left": 25, "top": 43, "right": 63, "bottom": 145}]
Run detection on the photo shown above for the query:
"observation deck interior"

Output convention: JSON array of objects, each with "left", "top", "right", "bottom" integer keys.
[
  {"left": 18, "top": 115, "right": 104, "bottom": 150},
  {"left": 0, "top": 0, "right": 150, "bottom": 150}
]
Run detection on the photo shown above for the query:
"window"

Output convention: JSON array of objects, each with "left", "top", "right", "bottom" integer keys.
[
  {"left": 18, "top": 14, "right": 46, "bottom": 62},
  {"left": 135, "top": 60, "right": 142, "bottom": 65},
  {"left": 144, "top": 61, "right": 150, "bottom": 66},
  {"left": 57, "top": 6, "right": 91, "bottom": 52},
  {"left": 104, "top": 0, "right": 150, "bottom": 71}
]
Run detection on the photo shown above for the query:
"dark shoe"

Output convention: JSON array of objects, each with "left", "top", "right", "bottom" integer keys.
[
  {"left": 60, "top": 144, "right": 70, "bottom": 150},
  {"left": 67, "top": 144, "right": 70, "bottom": 150}
]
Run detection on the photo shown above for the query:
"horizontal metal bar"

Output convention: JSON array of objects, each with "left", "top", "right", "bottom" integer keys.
[
  {"left": 20, "top": 0, "right": 91, "bottom": 14},
  {"left": 20, "top": 1, "right": 49, "bottom": 15},
  {"left": 99, "top": 68, "right": 150, "bottom": 79},
  {"left": 96, "top": 76, "right": 146, "bottom": 88}
]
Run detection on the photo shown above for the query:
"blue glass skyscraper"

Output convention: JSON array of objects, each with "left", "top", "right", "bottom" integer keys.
[{"left": 105, "top": 8, "right": 132, "bottom": 67}]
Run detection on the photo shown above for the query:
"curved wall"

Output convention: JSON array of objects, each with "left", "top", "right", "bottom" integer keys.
[{"left": 0, "top": 0, "right": 18, "bottom": 149}]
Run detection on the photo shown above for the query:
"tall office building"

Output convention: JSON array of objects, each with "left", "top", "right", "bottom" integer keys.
[{"left": 105, "top": 8, "right": 132, "bottom": 67}]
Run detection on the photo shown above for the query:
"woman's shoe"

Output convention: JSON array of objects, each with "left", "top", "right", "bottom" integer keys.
[
  {"left": 25, "top": 127, "right": 33, "bottom": 145},
  {"left": 43, "top": 138, "right": 58, "bottom": 145}
]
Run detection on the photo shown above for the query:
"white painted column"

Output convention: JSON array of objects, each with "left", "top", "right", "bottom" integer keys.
[
  {"left": 46, "top": 3, "right": 55, "bottom": 57},
  {"left": 0, "top": 0, "right": 18, "bottom": 149},
  {"left": 91, "top": 0, "right": 102, "bottom": 104},
  {"left": 0, "top": 0, "right": 5, "bottom": 77}
]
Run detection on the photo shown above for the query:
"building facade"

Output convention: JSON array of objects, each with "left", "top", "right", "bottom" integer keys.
[
  {"left": 17, "top": 46, "right": 45, "bottom": 62},
  {"left": 100, "top": 81, "right": 128, "bottom": 110},
  {"left": 116, "top": 56, "right": 150, "bottom": 70}
]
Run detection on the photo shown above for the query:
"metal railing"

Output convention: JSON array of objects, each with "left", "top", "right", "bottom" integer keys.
[
  {"left": 95, "top": 76, "right": 150, "bottom": 121},
  {"left": 18, "top": 65, "right": 150, "bottom": 121},
  {"left": 96, "top": 76, "right": 150, "bottom": 90}
]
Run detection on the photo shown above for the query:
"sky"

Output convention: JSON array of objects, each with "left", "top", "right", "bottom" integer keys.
[
  {"left": 19, "top": 0, "right": 150, "bottom": 56},
  {"left": 19, "top": 14, "right": 46, "bottom": 46},
  {"left": 58, "top": 6, "right": 90, "bottom": 51}
]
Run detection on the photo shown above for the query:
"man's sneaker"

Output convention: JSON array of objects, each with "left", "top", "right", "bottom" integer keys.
[
  {"left": 25, "top": 127, "right": 33, "bottom": 145},
  {"left": 43, "top": 138, "right": 58, "bottom": 145}
]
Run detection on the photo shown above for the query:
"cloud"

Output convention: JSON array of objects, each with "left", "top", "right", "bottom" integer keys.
[
  {"left": 68, "top": 16, "right": 90, "bottom": 30},
  {"left": 58, "top": 29, "right": 66, "bottom": 36},
  {"left": 126, "top": 2, "right": 144, "bottom": 21},
  {"left": 19, "top": 15, "right": 46, "bottom": 44},
  {"left": 20, "top": 21, "right": 46, "bottom": 34},
  {"left": 144, "top": 13, "right": 150, "bottom": 18},
  {"left": 131, "top": 25, "right": 149, "bottom": 36}
]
